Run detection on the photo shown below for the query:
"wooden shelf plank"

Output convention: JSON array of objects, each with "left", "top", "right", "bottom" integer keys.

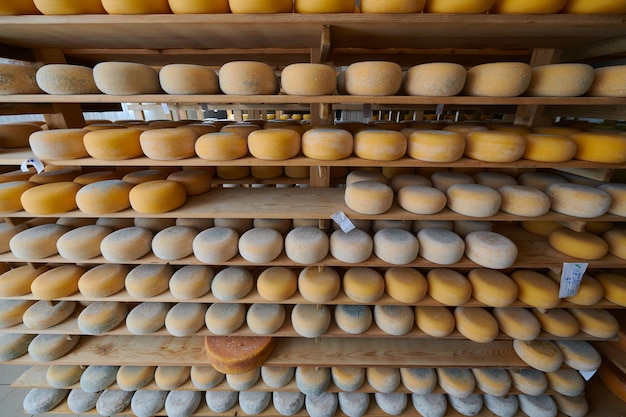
[
  {"left": 2, "top": 336, "right": 529, "bottom": 368},
  {"left": 594, "top": 342, "right": 626, "bottom": 374}
]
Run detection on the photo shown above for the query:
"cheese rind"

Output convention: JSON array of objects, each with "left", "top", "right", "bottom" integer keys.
[
  {"left": 464, "top": 130, "right": 526, "bottom": 162},
  {"left": 405, "top": 63, "right": 466, "bottom": 96},
  {"left": 330, "top": 229, "right": 373, "bottom": 264},
  {"left": 446, "top": 183, "right": 502, "bottom": 217},
  {"left": 285, "top": 227, "right": 329, "bottom": 264},
  {"left": 100, "top": 227, "right": 153, "bottom": 262},
  {"left": 129, "top": 180, "right": 187, "bottom": 214},
  {"left": 525, "top": 64, "right": 594, "bottom": 97},
  {"left": 343, "top": 267, "right": 385, "bottom": 303},
  {"left": 301, "top": 128, "right": 353, "bottom": 160},
  {"left": 125, "top": 264, "right": 173, "bottom": 299},
  {"left": 454, "top": 306, "right": 499, "bottom": 343},
  {"left": 291, "top": 304, "right": 331, "bottom": 338},
  {"left": 354, "top": 130, "right": 407, "bottom": 161},
  {"left": 126, "top": 302, "right": 169, "bottom": 335},
  {"left": 384, "top": 268, "right": 427, "bottom": 304},
  {"left": 373, "top": 228, "right": 419, "bottom": 265},
  {"left": 78, "top": 301, "right": 127, "bottom": 335},
  {"left": 417, "top": 228, "right": 465, "bottom": 265},
  {"left": 563, "top": 0, "right": 626, "bottom": 14},
  {"left": 334, "top": 305, "right": 372, "bottom": 335},
  {"left": 238, "top": 227, "right": 283, "bottom": 263},
  {"left": 0, "top": 63, "right": 43, "bottom": 94},
  {"left": 569, "top": 132, "right": 626, "bottom": 163},
  {"left": 29, "top": 128, "right": 89, "bottom": 160},
  {"left": 425, "top": 0, "right": 494, "bottom": 13},
  {"left": 415, "top": 306, "right": 455, "bottom": 337},
  {"left": 193, "top": 227, "right": 239, "bottom": 263},
  {"left": 248, "top": 128, "right": 300, "bottom": 160},
  {"left": 166, "top": 302, "right": 208, "bottom": 337},
  {"left": 491, "top": 0, "right": 567, "bottom": 13},
  {"left": 196, "top": 132, "right": 249, "bottom": 161},
  {"left": 20, "top": 182, "right": 81, "bottom": 215},
  {"left": 532, "top": 308, "right": 580, "bottom": 338},
  {"left": 139, "top": 128, "right": 198, "bottom": 160},
  {"left": 464, "top": 231, "right": 518, "bottom": 269},
  {"left": 298, "top": 266, "right": 341, "bottom": 303},
  {"left": 257, "top": 267, "right": 297, "bottom": 301},
  {"left": 219, "top": 61, "right": 278, "bottom": 95},
  {"left": 281, "top": 64, "right": 337, "bottom": 96},
  {"left": 510, "top": 270, "right": 560, "bottom": 309},
  {"left": 493, "top": 307, "right": 541, "bottom": 341},
  {"left": 464, "top": 62, "right": 532, "bottom": 97},
  {"left": 159, "top": 64, "right": 219, "bottom": 94},
  {"left": 545, "top": 183, "right": 612, "bottom": 218},
  {"left": 93, "top": 62, "right": 161, "bottom": 95},
  {"left": 0, "top": 265, "right": 47, "bottom": 296},
  {"left": 75, "top": 180, "right": 133, "bottom": 214},
  {"left": 294, "top": 0, "right": 355, "bottom": 12},
  {"left": 599, "top": 183, "right": 626, "bottom": 216},
  {"left": 548, "top": 228, "right": 609, "bottom": 260},
  {"left": 228, "top": 0, "right": 293, "bottom": 13},
  {"left": 467, "top": 268, "right": 518, "bottom": 307},
  {"left": 83, "top": 128, "right": 144, "bottom": 160},
  {"left": 345, "top": 181, "right": 394, "bottom": 215},
  {"left": 594, "top": 272, "right": 626, "bottom": 306},
  {"left": 36, "top": 64, "right": 99, "bottom": 95},
  {"left": 344, "top": 61, "right": 403, "bottom": 96},
  {"left": 498, "top": 185, "right": 551, "bottom": 217},
  {"left": 211, "top": 267, "right": 254, "bottom": 301},
  {"left": 78, "top": 264, "right": 128, "bottom": 298},
  {"left": 513, "top": 340, "right": 563, "bottom": 372},
  {"left": 0, "top": 181, "right": 36, "bottom": 212},
  {"left": 57, "top": 225, "right": 111, "bottom": 261}
]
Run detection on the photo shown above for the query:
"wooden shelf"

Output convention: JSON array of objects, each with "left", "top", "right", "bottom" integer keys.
[
  {"left": 594, "top": 342, "right": 626, "bottom": 374},
  {"left": 2, "top": 336, "right": 530, "bottom": 368}
]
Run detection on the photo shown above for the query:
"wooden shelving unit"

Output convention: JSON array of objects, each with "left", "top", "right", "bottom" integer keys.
[{"left": 0, "top": 11, "right": 625, "bottom": 417}]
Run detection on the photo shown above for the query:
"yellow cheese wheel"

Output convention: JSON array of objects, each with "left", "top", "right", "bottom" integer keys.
[
  {"left": 31, "top": 265, "right": 85, "bottom": 300},
  {"left": 220, "top": 122, "right": 260, "bottom": 138},
  {"left": 122, "top": 169, "right": 168, "bottom": 185},
  {"left": 345, "top": 181, "right": 394, "bottom": 215},
  {"left": 334, "top": 305, "right": 372, "bottom": 335},
  {"left": 0, "top": 299, "right": 34, "bottom": 327},
  {"left": 454, "top": 306, "right": 499, "bottom": 343},
  {"left": 298, "top": 266, "right": 341, "bottom": 303},
  {"left": 547, "top": 270, "right": 604, "bottom": 306},
  {"left": 404, "top": 63, "right": 466, "bottom": 96},
  {"left": 532, "top": 308, "right": 580, "bottom": 338},
  {"left": 548, "top": 228, "right": 609, "bottom": 260},
  {"left": 292, "top": 303, "right": 331, "bottom": 338},
  {"left": 101, "top": 0, "right": 171, "bottom": 13},
  {"left": 346, "top": 169, "right": 388, "bottom": 186},
  {"left": 562, "top": 0, "right": 626, "bottom": 14},
  {"left": 250, "top": 166, "right": 282, "bottom": 179},
  {"left": 46, "top": 365, "right": 84, "bottom": 389},
  {"left": 20, "top": 182, "right": 81, "bottom": 214},
  {"left": 75, "top": 180, "right": 133, "bottom": 214},
  {"left": 522, "top": 133, "right": 577, "bottom": 163},
  {"left": 465, "top": 130, "right": 526, "bottom": 162},
  {"left": 100, "top": 226, "right": 153, "bottom": 262},
  {"left": 546, "top": 183, "right": 612, "bottom": 218},
  {"left": 28, "top": 333, "right": 81, "bottom": 362},
  {"left": 345, "top": 61, "right": 403, "bottom": 96},
  {"left": 425, "top": 0, "right": 494, "bottom": 13},
  {"left": 472, "top": 368, "right": 511, "bottom": 396},
  {"left": 446, "top": 183, "right": 502, "bottom": 217},
  {"left": 154, "top": 366, "right": 190, "bottom": 390},
  {"left": 418, "top": 228, "right": 465, "bottom": 265},
  {"left": 159, "top": 64, "right": 219, "bottom": 94},
  {"left": 437, "top": 368, "right": 475, "bottom": 398},
  {"left": 190, "top": 365, "right": 224, "bottom": 390},
  {"left": 362, "top": 0, "right": 426, "bottom": 12},
  {"left": 399, "top": 368, "right": 437, "bottom": 394},
  {"left": 343, "top": 267, "right": 384, "bottom": 303},
  {"left": 569, "top": 308, "right": 619, "bottom": 339},
  {"left": 498, "top": 184, "right": 551, "bottom": 217},
  {"left": 78, "top": 301, "right": 127, "bottom": 335},
  {"left": 29, "top": 128, "right": 88, "bottom": 160},
  {"left": 0, "top": 0, "right": 40, "bottom": 14},
  {"left": 83, "top": 128, "right": 143, "bottom": 160},
  {"left": 36, "top": 64, "right": 99, "bottom": 94},
  {"left": 407, "top": 130, "right": 464, "bottom": 162},
  {"left": 195, "top": 132, "right": 248, "bottom": 161},
  {"left": 33, "top": 0, "right": 105, "bottom": 14},
  {"left": 526, "top": 64, "right": 594, "bottom": 97},
  {"left": 587, "top": 65, "right": 626, "bottom": 97},
  {"left": 167, "top": 169, "right": 212, "bottom": 196},
  {"left": 354, "top": 130, "right": 407, "bottom": 161},
  {"left": 116, "top": 366, "right": 155, "bottom": 391},
  {"left": 0, "top": 333, "right": 33, "bottom": 361},
  {"left": 0, "top": 264, "right": 47, "bottom": 296},
  {"left": 467, "top": 268, "right": 518, "bottom": 307},
  {"left": 330, "top": 229, "right": 373, "bottom": 264},
  {"left": 78, "top": 264, "right": 128, "bottom": 298},
  {"left": 554, "top": 340, "right": 601, "bottom": 372},
  {"left": 0, "top": 63, "right": 42, "bottom": 94},
  {"left": 257, "top": 267, "right": 297, "bottom": 301},
  {"left": 294, "top": 0, "right": 354, "bottom": 12},
  {"left": 332, "top": 367, "right": 365, "bottom": 392},
  {"left": 168, "top": 0, "right": 230, "bottom": 13},
  {"left": 129, "top": 180, "right": 187, "bottom": 214},
  {"left": 238, "top": 227, "right": 283, "bottom": 263},
  {"left": 464, "top": 62, "right": 532, "bottom": 97},
  {"left": 493, "top": 307, "right": 541, "bottom": 341},
  {"left": 295, "top": 366, "right": 331, "bottom": 397},
  {"left": 301, "top": 128, "right": 353, "bottom": 160},
  {"left": 594, "top": 271, "right": 626, "bottom": 306},
  {"left": 397, "top": 185, "right": 446, "bottom": 215},
  {"left": 570, "top": 131, "right": 626, "bottom": 163},
  {"left": 427, "top": 269, "right": 471, "bottom": 306},
  {"left": 219, "top": 61, "right": 278, "bottom": 95},
  {"left": 513, "top": 340, "right": 563, "bottom": 372},
  {"left": 511, "top": 270, "right": 560, "bottom": 309},
  {"left": 415, "top": 306, "right": 455, "bottom": 337},
  {"left": 553, "top": 393, "right": 589, "bottom": 417},
  {"left": 228, "top": 0, "right": 292, "bottom": 13},
  {"left": 139, "top": 128, "right": 197, "bottom": 160},
  {"left": 0, "top": 123, "right": 41, "bottom": 149},
  {"left": 93, "top": 62, "right": 161, "bottom": 95},
  {"left": 545, "top": 369, "right": 585, "bottom": 397},
  {"left": 281, "top": 63, "right": 336, "bottom": 96},
  {"left": 29, "top": 167, "right": 82, "bottom": 184},
  {"left": 248, "top": 128, "right": 300, "bottom": 160},
  {"left": 384, "top": 268, "right": 427, "bottom": 304},
  {"left": 491, "top": 0, "right": 566, "bottom": 13},
  {"left": 56, "top": 225, "right": 111, "bottom": 261},
  {"left": 73, "top": 171, "right": 122, "bottom": 185},
  {"left": 0, "top": 181, "right": 36, "bottom": 212}
]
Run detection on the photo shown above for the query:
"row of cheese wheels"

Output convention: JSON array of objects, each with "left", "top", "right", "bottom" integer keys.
[
  {"left": 0, "top": 293, "right": 619, "bottom": 342},
  {"left": 4, "top": 60, "right": 626, "bottom": 98},
  {"left": 4, "top": 0, "right": 626, "bottom": 16},
  {"left": 19, "top": 387, "right": 590, "bottom": 417},
  {"left": 21, "top": 123, "right": 626, "bottom": 165}
]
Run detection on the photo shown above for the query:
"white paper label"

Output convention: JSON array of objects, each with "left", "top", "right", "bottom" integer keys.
[
  {"left": 331, "top": 211, "right": 355, "bottom": 233},
  {"left": 20, "top": 158, "right": 44, "bottom": 174},
  {"left": 559, "top": 262, "right": 588, "bottom": 298}
]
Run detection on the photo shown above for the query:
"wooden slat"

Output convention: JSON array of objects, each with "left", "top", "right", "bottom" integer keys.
[{"left": 594, "top": 342, "right": 626, "bottom": 374}]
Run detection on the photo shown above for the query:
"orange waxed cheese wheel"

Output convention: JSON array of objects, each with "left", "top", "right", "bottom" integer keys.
[
  {"left": 84, "top": 128, "right": 144, "bottom": 160},
  {"left": 20, "top": 182, "right": 81, "bottom": 215},
  {"left": 33, "top": 0, "right": 106, "bottom": 14},
  {"left": 169, "top": 0, "right": 230, "bottom": 13},
  {"left": 139, "top": 128, "right": 198, "bottom": 160},
  {"left": 101, "top": 0, "right": 171, "bottom": 14},
  {"left": 247, "top": 129, "right": 300, "bottom": 160},
  {"left": 294, "top": 0, "right": 355, "bottom": 13},
  {"left": 228, "top": 0, "right": 292, "bottom": 13},
  {"left": 425, "top": 0, "right": 494, "bottom": 13},
  {"left": 0, "top": 181, "right": 36, "bottom": 212},
  {"left": 361, "top": 0, "right": 425, "bottom": 13},
  {"left": 354, "top": 130, "right": 407, "bottom": 161},
  {"left": 75, "top": 180, "right": 134, "bottom": 214},
  {"left": 129, "top": 180, "right": 187, "bottom": 214},
  {"left": 195, "top": 132, "right": 248, "bottom": 161}
]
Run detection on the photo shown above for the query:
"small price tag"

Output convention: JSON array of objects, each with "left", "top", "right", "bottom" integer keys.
[
  {"left": 436, "top": 104, "right": 445, "bottom": 116},
  {"left": 20, "top": 158, "right": 44, "bottom": 174},
  {"left": 363, "top": 104, "right": 373, "bottom": 121},
  {"left": 331, "top": 211, "right": 355, "bottom": 233},
  {"left": 559, "top": 263, "right": 588, "bottom": 298}
]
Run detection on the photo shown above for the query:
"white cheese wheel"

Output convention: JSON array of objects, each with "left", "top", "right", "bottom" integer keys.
[
  {"left": 493, "top": 307, "right": 541, "bottom": 341},
  {"left": 343, "top": 267, "right": 385, "bottom": 303},
  {"left": 425, "top": 0, "right": 494, "bottom": 13},
  {"left": 384, "top": 268, "right": 427, "bottom": 304},
  {"left": 0, "top": 63, "right": 42, "bottom": 94},
  {"left": 83, "top": 128, "right": 144, "bottom": 160},
  {"left": 330, "top": 228, "right": 373, "bottom": 264},
  {"left": 28, "top": 333, "right": 81, "bottom": 362},
  {"left": 57, "top": 225, "right": 111, "bottom": 261},
  {"left": 448, "top": 395, "right": 484, "bottom": 417},
  {"left": 36, "top": 64, "right": 99, "bottom": 95},
  {"left": 159, "top": 64, "right": 219, "bottom": 94},
  {"left": 407, "top": 130, "right": 464, "bottom": 162},
  {"left": 100, "top": 226, "right": 153, "bottom": 262},
  {"left": 75, "top": 180, "right": 133, "bottom": 215},
  {"left": 211, "top": 266, "right": 253, "bottom": 301},
  {"left": 301, "top": 128, "right": 353, "bottom": 160},
  {"left": 285, "top": 227, "right": 329, "bottom": 264},
  {"left": 332, "top": 367, "right": 365, "bottom": 392},
  {"left": 483, "top": 395, "right": 518, "bottom": 417},
  {"left": 599, "top": 183, "right": 626, "bottom": 216},
  {"left": 274, "top": 391, "right": 305, "bottom": 416},
  {"left": 219, "top": 61, "right": 278, "bottom": 95},
  {"left": 465, "top": 130, "right": 526, "bottom": 162},
  {"left": 373, "top": 228, "right": 419, "bottom": 265},
  {"left": 498, "top": 185, "right": 550, "bottom": 217},
  {"left": 374, "top": 304, "right": 414, "bottom": 336},
  {"left": 545, "top": 183, "right": 611, "bottom": 218},
  {"left": 126, "top": 302, "right": 169, "bottom": 335},
  {"left": 454, "top": 306, "right": 499, "bottom": 343},
  {"left": 464, "top": 62, "right": 532, "bottom": 97},
  {"left": 257, "top": 267, "right": 297, "bottom": 301},
  {"left": 169, "top": 265, "right": 213, "bottom": 300},
  {"left": 510, "top": 270, "right": 560, "bottom": 309},
  {"left": 262, "top": 366, "right": 295, "bottom": 388},
  {"left": 78, "top": 264, "right": 128, "bottom": 298},
  {"left": 513, "top": 340, "right": 563, "bottom": 372},
  {"left": 246, "top": 303, "right": 285, "bottom": 335},
  {"left": 427, "top": 268, "right": 472, "bottom": 306},
  {"left": 472, "top": 368, "right": 511, "bottom": 396},
  {"left": 509, "top": 368, "right": 548, "bottom": 396},
  {"left": 239, "top": 391, "right": 271, "bottom": 415},
  {"left": 238, "top": 227, "right": 283, "bottom": 263},
  {"left": 437, "top": 368, "right": 475, "bottom": 398},
  {"left": 417, "top": 228, "right": 465, "bottom": 265},
  {"left": 294, "top": 0, "right": 355, "bottom": 12},
  {"left": 78, "top": 301, "right": 127, "bottom": 335},
  {"left": 353, "top": 129, "right": 407, "bottom": 161},
  {"left": 345, "top": 181, "right": 394, "bottom": 215},
  {"left": 344, "top": 61, "right": 403, "bottom": 96},
  {"left": 334, "top": 305, "right": 372, "bottom": 335},
  {"left": 10, "top": 223, "right": 69, "bottom": 259},
  {"left": 548, "top": 228, "right": 609, "bottom": 260},
  {"left": 446, "top": 183, "right": 502, "bottom": 217},
  {"left": 193, "top": 227, "right": 239, "bottom": 263},
  {"left": 526, "top": 64, "right": 594, "bottom": 97},
  {"left": 165, "top": 391, "right": 202, "bottom": 417},
  {"left": 405, "top": 63, "right": 466, "bottom": 96},
  {"left": 93, "top": 62, "right": 161, "bottom": 95},
  {"left": 367, "top": 368, "right": 401, "bottom": 394},
  {"left": 139, "top": 128, "right": 197, "bottom": 160},
  {"left": 296, "top": 366, "right": 331, "bottom": 396},
  {"left": 205, "top": 391, "right": 238, "bottom": 413},
  {"left": 430, "top": 171, "right": 474, "bottom": 193},
  {"left": 129, "top": 180, "right": 187, "bottom": 214},
  {"left": 166, "top": 302, "right": 207, "bottom": 336},
  {"left": 29, "top": 128, "right": 89, "bottom": 160},
  {"left": 228, "top": 0, "right": 293, "bottom": 13},
  {"left": 20, "top": 182, "right": 81, "bottom": 215},
  {"left": 467, "top": 268, "right": 518, "bottom": 307},
  {"left": 281, "top": 63, "right": 337, "bottom": 96},
  {"left": 248, "top": 128, "right": 300, "bottom": 160},
  {"left": 125, "top": 264, "right": 173, "bottom": 299},
  {"left": 298, "top": 266, "right": 340, "bottom": 303},
  {"left": 292, "top": 303, "right": 331, "bottom": 338},
  {"left": 569, "top": 131, "right": 626, "bottom": 163},
  {"left": 411, "top": 393, "right": 447, "bottom": 417},
  {"left": 152, "top": 226, "right": 196, "bottom": 261},
  {"left": 555, "top": 340, "right": 601, "bottom": 372},
  {"left": 491, "top": 0, "right": 566, "bottom": 13},
  {"left": 464, "top": 231, "right": 518, "bottom": 269},
  {"left": 23, "top": 388, "right": 70, "bottom": 415}
]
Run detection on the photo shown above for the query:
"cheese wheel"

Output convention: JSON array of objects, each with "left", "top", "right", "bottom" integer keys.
[
  {"left": 205, "top": 391, "right": 238, "bottom": 413},
  {"left": 0, "top": 181, "right": 36, "bottom": 212},
  {"left": 262, "top": 366, "right": 295, "bottom": 388},
  {"left": 219, "top": 61, "right": 278, "bottom": 95},
  {"left": 122, "top": 169, "right": 168, "bottom": 185},
  {"left": 464, "top": 62, "right": 532, "bottom": 97},
  {"left": 166, "top": 302, "right": 207, "bottom": 336},
  {"left": 190, "top": 365, "right": 224, "bottom": 390},
  {"left": 78, "top": 301, "right": 127, "bottom": 335},
  {"left": 526, "top": 64, "right": 594, "bottom": 97},
  {"left": 367, "top": 368, "right": 401, "bottom": 394},
  {"left": 305, "top": 392, "right": 338, "bottom": 417},
  {"left": 238, "top": 227, "right": 283, "bottom": 263},
  {"left": 28, "top": 333, "right": 81, "bottom": 362},
  {"left": 510, "top": 270, "right": 560, "bottom": 309},
  {"left": 548, "top": 228, "right": 609, "bottom": 260},
  {"left": 342, "top": 266, "right": 385, "bottom": 302},
  {"left": 154, "top": 366, "right": 190, "bottom": 390},
  {"left": 301, "top": 128, "right": 353, "bottom": 160},
  {"left": 100, "top": 227, "right": 153, "bottom": 262},
  {"left": 159, "top": 64, "right": 219, "bottom": 94},
  {"left": 569, "top": 132, "right": 626, "bottom": 163},
  {"left": 345, "top": 181, "right": 393, "bottom": 215},
  {"left": 396, "top": 185, "right": 446, "bottom": 216},
  {"left": 116, "top": 366, "right": 155, "bottom": 391},
  {"left": 246, "top": 303, "right": 285, "bottom": 335},
  {"left": 598, "top": 361, "right": 626, "bottom": 404},
  {"left": 129, "top": 180, "right": 187, "bottom": 214},
  {"left": 274, "top": 391, "right": 305, "bottom": 416},
  {"left": 291, "top": 304, "right": 331, "bottom": 338},
  {"left": 0, "top": 63, "right": 42, "bottom": 94},
  {"left": 20, "top": 182, "right": 80, "bottom": 215},
  {"left": 374, "top": 304, "right": 415, "bottom": 336},
  {"left": 334, "top": 305, "right": 372, "bottom": 335},
  {"left": 285, "top": 227, "right": 329, "bottom": 264},
  {"left": 509, "top": 369, "right": 548, "bottom": 396},
  {"left": 446, "top": 183, "right": 501, "bottom": 217},
  {"left": 67, "top": 388, "right": 100, "bottom": 413},
  {"left": 126, "top": 302, "right": 169, "bottom": 335},
  {"left": 285, "top": 165, "right": 309, "bottom": 179},
  {"left": 169, "top": 265, "right": 213, "bottom": 300},
  {"left": 176, "top": 217, "right": 213, "bottom": 230},
  {"left": 547, "top": 183, "right": 612, "bottom": 218},
  {"left": 251, "top": 165, "right": 283, "bottom": 179},
  {"left": 599, "top": 183, "right": 626, "bottom": 216},
  {"left": 430, "top": 171, "right": 474, "bottom": 193},
  {"left": 29, "top": 128, "right": 89, "bottom": 160},
  {"left": 36, "top": 64, "right": 99, "bottom": 95},
  {"left": 546, "top": 369, "right": 585, "bottom": 397},
  {"left": 517, "top": 395, "right": 558, "bottom": 417},
  {"left": 513, "top": 340, "right": 563, "bottom": 372},
  {"left": 418, "top": 228, "right": 465, "bottom": 265},
  {"left": 374, "top": 228, "right": 419, "bottom": 265},
  {"left": 448, "top": 394, "right": 483, "bottom": 415},
  {"left": 594, "top": 272, "right": 626, "bottom": 306},
  {"left": 296, "top": 366, "right": 331, "bottom": 396},
  {"left": 253, "top": 218, "right": 292, "bottom": 235},
  {"left": 454, "top": 306, "right": 499, "bottom": 343},
  {"left": 563, "top": 0, "right": 626, "bottom": 14},
  {"left": 239, "top": 391, "right": 271, "bottom": 415},
  {"left": 46, "top": 365, "right": 84, "bottom": 389},
  {"left": 332, "top": 367, "right": 365, "bottom": 392},
  {"left": 0, "top": 124, "right": 41, "bottom": 150},
  {"left": 139, "top": 128, "right": 197, "bottom": 160},
  {"left": 553, "top": 394, "right": 588, "bottom": 417},
  {"left": 294, "top": 0, "right": 354, "bottom": 12},
  {"left": 465, "top": 130, "right": 526, "bottom": 162},
  {"left": 78, "top": 264, "right": 127, "bottom": 298},
  {"left": 0, "top": 333, "right": 35, "bottom": 361},
  {"left": 483, "top": 395, "right": 519, "bottom": 417},
  {"left": 344, "top": 61, "right": 402, "bottom": 96},
  {"left": 411, "top": 393, "right": 447, "bottom": 417},
  {"left": 473, "top": 172, "right": 517, "bottom": 189},
  {"left": 491, "top": 0, "right": 566, "bottom": 13},
  {"left": 398, "top": 368, "right": 436, "bottom": 395},
  {"left": 546, "top": 270, "right": 604, "bottom": 306},
  {"left": 0, "top": 0, "right": 40, "bottom": 14},
  {"left": 30, "top": 265, "right": 83, "bottom": 300},
  {"left": 384, "top": 268, "right": 427, "bottom": 304},
  {"left": 211, "top": 266, "right": 253, "bottom": 301},
  {"left": 532, "top": 308, "right": 580, "bottom": 338},
  {"left": 75, "top": 180, "right": 133, "bottom": 215},
  {"left": 425, "top": 0, "right": 494, "bottom": 13},
  {"left": 437, "top": 368, "right": 475, "bottom": 398},
  {"left": 32, "top": 0, "right": 106, "bottom": 13},
  {"left": 298, "top": 266, "right": 340, "bottom": 303},
  {"left": 9, "top": 223, "right": 68, "bottom": 259},
  {"left": 56, "top": 225, "right": 111, "bottom": 261},
  {"left": 330, "top": 229, "right": 373, "bottom": 264},
  {"left": 391, "top": 174, "right": 431, "bottom": 192},
  {"left": 407, "top": 130, "right": 464, "bottom": 162},
  {"left": 0, "top": 299, "right": 34, "bottom": 327},
  {"left": 405, "top": 63, "right": 465, "bottom": 97},
  {"left": 247, "top": 128, "right": 300, "bottom": 160},
  {"left": 415, "top": 306, "right": 455, "bottom": 337},
  {"left": 257, "top": 267, "right": 297, "bottom": 301},
  {"left": 472, "top": 368, "right": 511, "bottom": 396},
  {"left": 23, "top": 388, "right": 70, "bottom": 415},
  {"left": 0, "top": 264, "right": 47, "bottom": 296},
  {"left": 193, "top": 227, "right": 239, "bottom": 263},
  {"left": 93, "top": 62, "right": 161, "bottom": 95},
  {"left": 169, "top": 0, "right": 230, "bottom": 13},
  {"left": 467, "top": 268, "right": 518, "bottom": 307},
  {"left": 353, "top": 130, "right": 407, "bottom": 161},
  {"left": 464, "top": 231, "right": 518, "bottom": 269},
  {"left": 493, "top": 307, "right": 541, "bottom": 341},
  {"left": 152, "top": 226, "right": 196, "bottom": 261},
  {"left": 518, "top": 172, "right": 568, "bottom": 192},
  {"left": 228, "top": 0, "right": 292, "bottom": 13},
  {"left": 83, "top": 128, "right": 143, "bottom": 160},
  {"left": 281, "top": 64, "right": 337, "bottom": 96},
  {"left": 498, "top": 185, "right": 551, "bottom": 217},
  {"left": 96, "top": 390, "right": 133, "bottom": 417},
  {"left": 346, "top": 169, "right": 388, "bottom": 186},
  {"left": 29, "top": 167, "right": 82, "bottom": 184},
  {"left": 73, "top": 171, "right": 123, "bottom": 185},
  {"left": 569, "top": 308, "right": 619, "bottom": 339},
  {"left": 426, "top": 269, "right": 471, "bottom": 306},
  {"left": 125, "top": 264, "right": 173, "bottom": 298},
  {"left": 555, "top": 340, "right": 601, "bottom": 372}
]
